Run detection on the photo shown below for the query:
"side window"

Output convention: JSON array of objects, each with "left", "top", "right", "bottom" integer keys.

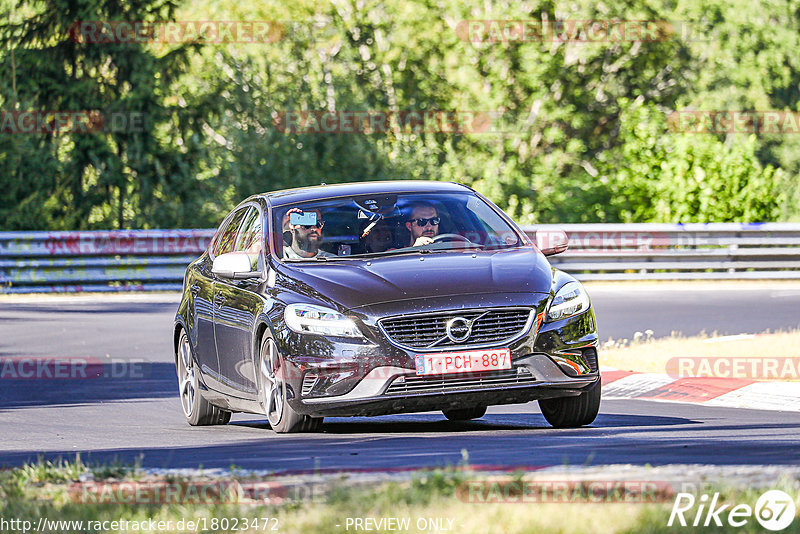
[
  {"left": 213, "top": 208, "right": 248, "bottom": 256},
  {"left": 234, "top": 207, "right": 263, "bottom": 254}
]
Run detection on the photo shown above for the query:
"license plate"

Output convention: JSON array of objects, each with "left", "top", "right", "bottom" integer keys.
[{"left": 414, "top": 348, "right": 511, "bottom": 376}]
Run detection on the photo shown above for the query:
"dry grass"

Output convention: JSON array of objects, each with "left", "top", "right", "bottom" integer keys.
[{"left": 600, "top": 329, "right": 800, "bottom": 375}]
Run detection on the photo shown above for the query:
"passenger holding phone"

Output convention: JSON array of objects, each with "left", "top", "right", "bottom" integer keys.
[{"left": 282, "top": 208, "right": 334, "bottom": 259}]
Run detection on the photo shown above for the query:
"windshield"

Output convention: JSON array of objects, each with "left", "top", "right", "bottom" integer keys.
[{"left": 273, "top": 191, "right": 523, "bottom": 261}]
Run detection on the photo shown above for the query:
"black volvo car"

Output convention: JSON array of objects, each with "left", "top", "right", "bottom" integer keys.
[{"left": 174, "top": 181, "right": 600, "bottom": 432}]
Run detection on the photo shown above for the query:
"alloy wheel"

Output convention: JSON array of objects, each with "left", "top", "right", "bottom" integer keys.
[
  {"left": 178, "top": 335, "right": 195, "bottom": 417},
  {"left": 260, "top": 339, "right": 284, "bottom": 427}
]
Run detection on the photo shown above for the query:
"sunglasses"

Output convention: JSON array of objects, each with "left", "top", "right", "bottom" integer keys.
[
  {"left": 298, "top": 221, "right": 324, "bottom": 229},
  {"left": 409, "top": 217, "right": 440, "bottom": 227}
]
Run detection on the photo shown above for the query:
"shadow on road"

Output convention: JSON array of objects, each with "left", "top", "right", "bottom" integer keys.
[
  {"left": 0, "top": 362, "right": 177, "bottom": 409},
  {"left": 229, "top": 412, "right": 695, "bottom": 434},
  {"left": 2, "top": 411, "right": 798, "bottom": 471}
]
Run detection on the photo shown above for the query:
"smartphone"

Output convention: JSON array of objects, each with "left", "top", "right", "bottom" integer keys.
[{"left": 289, "top": 211, "right": 317, "bottom": 226}]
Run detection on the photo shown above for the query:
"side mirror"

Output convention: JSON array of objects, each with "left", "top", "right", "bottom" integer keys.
[
  {"left": 535, "top": 228, "right": 569, "bottom": 256},
  {"left": 212, "top": 252, "right": 263, "bottom": 279}
]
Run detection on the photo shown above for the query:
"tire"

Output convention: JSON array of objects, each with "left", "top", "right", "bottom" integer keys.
[
  {"left": 443, "top": 405, "right": 487, "bottom": 421},
  {"left": 258, "top": 336, "right": 323, "bottom": 433},
  {"left": 539, "top": 378, "right": 601, "bottom": 428},
  {"left": 177, "top": 330, "right": 232, "bottom": 426}
]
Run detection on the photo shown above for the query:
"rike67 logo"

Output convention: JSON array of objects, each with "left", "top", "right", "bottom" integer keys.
[{"left": 669, "top": 490, "right": 796, "bottom": 531}]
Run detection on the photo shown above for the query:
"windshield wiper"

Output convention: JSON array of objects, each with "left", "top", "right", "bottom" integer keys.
[
  {"left": 358, "top": 245, "right": 480, "bottom": 259},
  {"left": 284, "top": 255, "right": 343, "bottom": 262},
  {"left": 482, "top": 243, "right": 521, "bottom": 250},
  {"left": 356, "top": 248, "right": 430, "bottom": 259}
]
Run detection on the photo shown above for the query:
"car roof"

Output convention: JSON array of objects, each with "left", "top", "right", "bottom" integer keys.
[{"left": 256, "top": 180, "right": 473, "bottom": 206}]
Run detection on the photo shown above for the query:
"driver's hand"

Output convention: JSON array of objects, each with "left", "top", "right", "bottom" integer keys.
[{"left": 413, "top": 236, "right": 434, "bottom": 247}]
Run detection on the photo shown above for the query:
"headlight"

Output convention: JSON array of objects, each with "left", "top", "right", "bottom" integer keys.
[
  {"left": 284, "top": 303, "right": 363, "bottom": 338},
  {"left": 547, "top": 281, "right": 590, "bottom": 321}
]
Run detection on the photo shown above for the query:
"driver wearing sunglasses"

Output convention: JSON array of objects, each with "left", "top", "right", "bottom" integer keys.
[
  {"left": 282, "top": 207, "right": 334, "bottom": 259},
  {"left": 405, "top": 202, "right": 441, "bottom": 247}
]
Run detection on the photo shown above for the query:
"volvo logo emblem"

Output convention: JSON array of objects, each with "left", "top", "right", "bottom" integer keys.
[{"left": 445, "top": 317, "right": 472, "bottom": 342}]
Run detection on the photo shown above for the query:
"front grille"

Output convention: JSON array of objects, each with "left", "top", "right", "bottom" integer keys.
[
  {"left": 379, "top": 308, "right": 532, "bottom": 349},
  {"left": 384, "top": 367, "right": 537, "bottom": 395}
]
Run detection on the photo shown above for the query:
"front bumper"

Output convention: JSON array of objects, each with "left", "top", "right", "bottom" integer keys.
[{"left": 292, "top": 353, "right": 599, "bottom": 417}]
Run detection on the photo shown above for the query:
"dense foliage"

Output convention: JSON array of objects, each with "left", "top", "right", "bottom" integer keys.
[{"left": 1, "top": 0, "right": 798, "bottom": 229}]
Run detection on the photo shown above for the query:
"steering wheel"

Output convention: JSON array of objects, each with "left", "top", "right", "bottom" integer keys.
[{"left": 432, "top": 233, "right": 474, "bottom": 244}]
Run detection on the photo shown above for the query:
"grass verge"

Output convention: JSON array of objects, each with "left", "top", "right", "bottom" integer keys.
[
  {"left": 600, "top": 329, "right": 800, "bottom": 375},
  {"left": 2, "top": 458, "right": 799, "bottom": 533}
]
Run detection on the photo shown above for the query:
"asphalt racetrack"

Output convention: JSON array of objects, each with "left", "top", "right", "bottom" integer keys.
[{"left": 2, "top": 283, "right": 800, "bottom": 471}]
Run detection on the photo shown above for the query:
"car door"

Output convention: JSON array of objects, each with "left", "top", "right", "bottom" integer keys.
[
  {"left": 197, "top": 207, "right": 249, "bottom": 391},
  {"left": 213, "top": 205, "right": 265, "bottom": 398},
  {"left": 190, "top": 259, "right": 218, "bottom": 384}
]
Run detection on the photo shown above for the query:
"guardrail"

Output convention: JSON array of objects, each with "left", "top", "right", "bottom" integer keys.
[
  {"left": 1, "top": 223, "right": 799, "bottom": 292},
  {"left": 525, "top": 223, "right": 800, "bottom": 281},
  {"left": 0, "top": 230, "right": 214, "bottom": 293}
]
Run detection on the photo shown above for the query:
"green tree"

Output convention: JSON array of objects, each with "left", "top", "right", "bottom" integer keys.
[
  {"left": 2, "top": 0, "right": 797, "bottom": 229},
  {"left": 599, "top": 99, "right": 784, "bottom": 222},
  {"left": 0, "top": 0, "right": 217, "bottom": 229}
]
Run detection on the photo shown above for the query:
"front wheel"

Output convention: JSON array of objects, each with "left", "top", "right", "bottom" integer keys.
[
  {"left": 177, "top": 330, "right": 231, "bottom": 426},
  {"left": 258, "top": 336, "right": 323, "bottom": 433},
  {"left": 538, "top": 379, "right": 601, "bottom": 428}
]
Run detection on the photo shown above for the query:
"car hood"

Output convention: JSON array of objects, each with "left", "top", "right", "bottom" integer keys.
[{"left": 275, "top": 247, "right": 554, "bottom": 311}]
